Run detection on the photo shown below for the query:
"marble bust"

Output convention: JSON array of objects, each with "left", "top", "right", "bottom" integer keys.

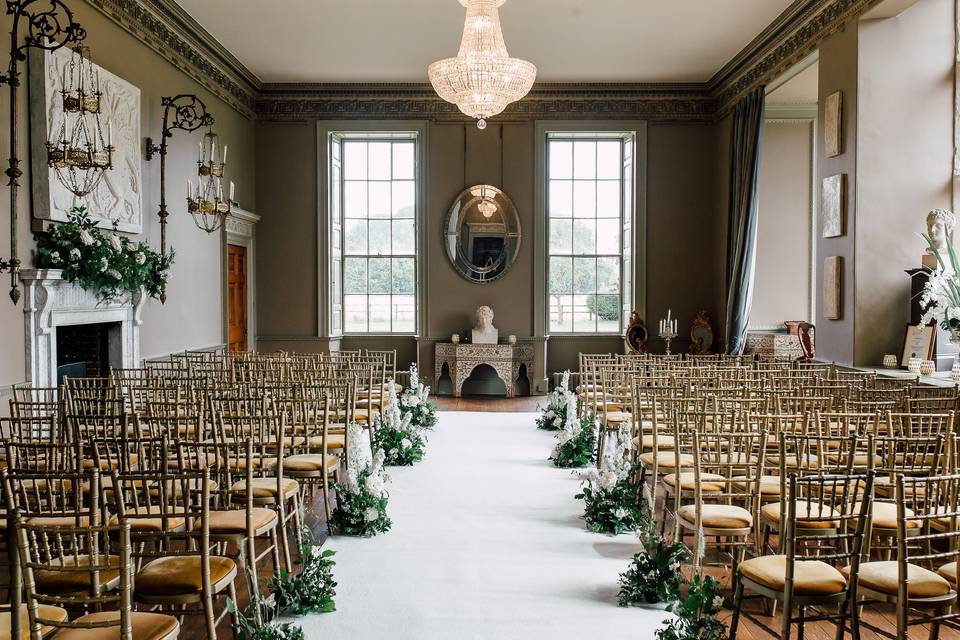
[
  {"left": 471, "top": 305, "right": 499, "bottom": 345},
  {"left": 923, "top": 208, "right": 956, "bottom": 268}
]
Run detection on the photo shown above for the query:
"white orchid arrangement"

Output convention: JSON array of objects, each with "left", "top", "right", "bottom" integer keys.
[
  {"left": 575, "top": 420, "right": 646, "bottom": 534},
  {"left": 536, "top": 370, "right": 573, "bottom": 431},
  {"left": 398, "top": 364, "right": 438, "bottom": 430},
  {"left": 551, "top": 392, "right": 596, "bottom": 468},
  {"left": 373, "top": 379, "right": 427, "bottom": 466},
  {"left": 331, "top": 423, "right": 392, "bottom": 536},
  {"left": 920, "top": 232, "right": 960, "bottom": 335}
]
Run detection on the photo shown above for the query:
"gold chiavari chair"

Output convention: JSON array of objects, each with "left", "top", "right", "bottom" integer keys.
[
  {"left": 731, "top": 473, "right": 874, "bottom": 640},
  {"left": 595, "top": 363, "right": 632, "bottom": 460},
  {"left": 873, "top": 434, "right": 945, "bottom": 499},
  {"left": 909, "top": 385, "right": 960, "bottom": 401}
]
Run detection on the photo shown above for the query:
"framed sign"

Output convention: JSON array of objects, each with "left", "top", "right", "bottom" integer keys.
[
  {"left": 901, "top": 323, "right": 936, "bottom": 366},
  {"left": 824, "top": 91, "right": 843, "bottom": 158}
]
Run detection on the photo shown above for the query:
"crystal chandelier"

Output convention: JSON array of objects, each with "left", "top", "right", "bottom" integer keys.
[
  {"left": 186, "top": 128, "right": 231, "bottom": 233},
  {"left": 428, "top": 0, "right": 536, "bottom": 129},
  {"left": 46, "top": 44, "right": 113, "bottom": 198}
]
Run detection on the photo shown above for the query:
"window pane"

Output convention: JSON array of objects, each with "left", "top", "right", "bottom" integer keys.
[
  {"left": 572, "top": 219, "right": 596, "bottom": 255},
  {"left": 344, "top": 295, "right": 368, "bottom": 332},
  {"left": 548, "top": 180, "right": 572, "bottom": 218},
  {"left": 344, "top": 182, "right": 367, "bottom": 218},
  {"left": 550, "top": 295, "right": 574, "bottom": 332},
  {"left": 343, "top": 142, "right": 367, "bottom": 180},
  {"left": 573, "top": 141, "right": 596, "bottom": 179},
  {"left": 573, "top": 257, "right": 596, "bottom": 294},
  {"left": 392, "top": 294, "right": 416, "bottom": 332},
  {"left": 597, "top": 141, "right": 621, "bottom": 179},
  {"left": 597, "top": 257, "right": 620, "bottom": 292},
  {"left": 573, "top": 181, "right": 596, "bottom": 218},
  {"left": 597, "top": 181, "right": 620, "bottom": 218},
  {"left": 369, "top": 182, "right": 391, "bottom": 218},
  {"left": 549, "top": 141, "right": 573, "bottom": 179},
  {"left": 392, "top": 220, "right": 415, "bottom": 254},
  {"left": 344, "top": 258, "right": 367, "bottom": 294},
  {"left": 596, "top": 219, "right": 619, "bottom": 254},
  {"left": 344, "top": 219, "right": 367, "bottom": 255},
  {"left": 393, "top": 143, "right": 414, "bottom": 179},
  {"left": 392, "top": 181, "right": 415, "bottom": 218},
  {"left": 368, "top": 257, "right": 391, "bottom": 293},
  {"left": 573, "top": 294, "right": 594, "bottom": 332},
  {"left": 550, "top": 219, "right": 572, "bottom": 255},
  {"left": 368, "top": 142, "right": 391, "bottom": 180},
  {"left": 368, "top": 295, "right": 391, "bottom": 332},
  {"left": 368, "top": 220, "right": 391, "bottom": 255},
  {"left": 549, "top": 257, "right": 572, "bottom": 294},
  {"left": 595, "top": 295, "right": 620, "bottom": 332},
  {"left": 392, "top": 258, "right": 415, "bottom": 294}
]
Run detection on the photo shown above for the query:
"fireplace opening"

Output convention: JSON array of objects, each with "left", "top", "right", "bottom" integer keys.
[{"left": 56, "top": 322, "right": 122, "bottom": 383}]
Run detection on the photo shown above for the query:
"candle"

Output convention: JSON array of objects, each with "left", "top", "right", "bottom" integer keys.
[
  {"left": 667, "top": 308, "right": 672, "bottom": 324},
  {"left": 107, "top": 120, "right": 112, "bottom": 148},
  {"left": 229, "top": 180, "right": 235, "bottom": 202},
  {"left": 222, "top": 145, "right": 228, "bottom": 164},
  {"left": 187, "top": 179, "right": 192, "bottom": 198},
  {"left": 198, "top": 141, "right": 203, "bottom": 162}
]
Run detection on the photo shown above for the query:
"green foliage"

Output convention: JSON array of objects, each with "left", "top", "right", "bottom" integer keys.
[
  {"left": 575, "top": 467, "right": 647, "bottom": 535},
  {"left": 586, "top": 294, "right": 620, "bottom": 321},
  {"left": 398, "top": 399, "right": 438, "bottom": 431},
  {"left": 33, "top": 207, "right": 172, "bottom": 302},
  {"left": 536, "top": 400, "right": 566, "bottom": 431},
  {"left": 552, "top": 419, "right": 596, "bottom": 468},
  {"left": 373, "top": 422, "right": 426, "bottom": 466},
  {"left": 618, "top": 527, "right": 688, "bottom": 606},
  {"left": 227, "top": 598, "right": 304, "bottom": 640},
  {"left": 271, "top": 543, "right": 337, "bottom": 615},
  {"left": 656, "top": 574, "right": 728, "bottom": 640},
  {"left": 331, "top": 466, "right": 392, "bottom": 536}
]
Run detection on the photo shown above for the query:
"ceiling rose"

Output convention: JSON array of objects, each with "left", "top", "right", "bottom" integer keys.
[{"left": 428, "top": 0, "right": 537, "bottom": 130}]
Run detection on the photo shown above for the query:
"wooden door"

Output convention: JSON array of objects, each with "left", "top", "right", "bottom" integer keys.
[{"left": 227, "top": 244, "right": 248, "bottom": 352}]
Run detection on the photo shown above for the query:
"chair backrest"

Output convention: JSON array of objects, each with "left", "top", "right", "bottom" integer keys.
[{"left": 2, "top": 468, "right": 100, "bottom": 524}]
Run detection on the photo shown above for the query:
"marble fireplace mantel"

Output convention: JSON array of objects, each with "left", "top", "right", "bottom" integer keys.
[{"left": 21, "top": 269, "right": 144, "bottom": 387}]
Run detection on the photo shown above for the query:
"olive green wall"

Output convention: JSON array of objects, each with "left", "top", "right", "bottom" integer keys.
[{"left": 0, "top": 1, "right": 257, "bottom": 388}]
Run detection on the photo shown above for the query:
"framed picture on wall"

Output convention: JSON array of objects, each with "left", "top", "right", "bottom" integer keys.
[
  {"left": 825, "top": 91, "right": 843, "bottom": 158},
  {"left": 821, "top": 174, "right": 846, "bottom": 238},
  {"left": 901, "top": 323, "right": 936, "bottom": 366}
]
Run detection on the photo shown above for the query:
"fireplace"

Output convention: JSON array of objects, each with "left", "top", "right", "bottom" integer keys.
[{"left": 21, "top": 269, "right": 143, "bottom": 388}]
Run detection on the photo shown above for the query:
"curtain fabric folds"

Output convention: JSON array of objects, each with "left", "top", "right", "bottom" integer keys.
[{"left": 724, "top": 87, "right": 766, "bottom": 355}]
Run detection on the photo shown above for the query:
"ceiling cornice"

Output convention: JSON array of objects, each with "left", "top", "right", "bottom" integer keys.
[{"left": 84, "top": 0, "right": 889, "bottom": 122}]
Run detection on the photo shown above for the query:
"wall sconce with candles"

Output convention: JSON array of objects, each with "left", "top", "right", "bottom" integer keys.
[
  {"left": 0, "top": 0, "right": 86, "bottom": 305},
  {"left": 187, "top": 128, "right": 231, "bottom": 233}
]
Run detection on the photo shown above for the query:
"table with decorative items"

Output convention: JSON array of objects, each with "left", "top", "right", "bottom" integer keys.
[{"left": 434, "top": 341, "right": 534, "bottom": 398}]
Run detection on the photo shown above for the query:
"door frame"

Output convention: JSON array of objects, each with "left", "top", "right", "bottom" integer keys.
[{"left": 222, "top": 207, "right": 260, "bottom": 352}]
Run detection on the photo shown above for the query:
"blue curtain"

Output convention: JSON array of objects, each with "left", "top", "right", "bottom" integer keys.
[{"left": 724, "top": 87, "right": 766, "bottom": 355}]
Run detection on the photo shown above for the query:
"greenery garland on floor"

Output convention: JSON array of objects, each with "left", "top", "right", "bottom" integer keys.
[
  {"left": 617, "top": 526, "right": 688, "bottom": 606},
  {"left": 332, "top": 424, "right": 392, "bottom": 536},
  {"left": 655, "top": 574, "right": 728, "bottom": 640},
  {"left": 228, "top": 596, "right": 304, "bottom": 640},
  {"left": 373, "top": 380, "right": 427, "bottom": 466},
  {"left": 33, "top": 207, "right": 172, "bottom": 302},
  {"left": 398, "top": 364, "right": 438, "bottom": 431},
  {"left": 576, "top": 459, "right": 647, "bottom": 535},
  {"left": 536, "top": 370, "right": 573, "bottom": 431},
  {"left": 271, "top": 540, "right": 338, "bottom": 614},
  {"left": 551, "top": 392, "right": 596, "bottom": 468}
]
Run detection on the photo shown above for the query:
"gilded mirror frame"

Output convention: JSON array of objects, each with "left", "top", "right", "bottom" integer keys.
[{"left": 443, "top": 184, "right": 522, "bottom": 284}]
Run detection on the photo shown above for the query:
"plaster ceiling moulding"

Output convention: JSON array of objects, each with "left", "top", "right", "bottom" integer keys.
[
  {"left": 82, "top": 0, "right": 260, "bottom": 118},
  {"left": 254, "top": 83, "right": 717, "bottom": 123}
]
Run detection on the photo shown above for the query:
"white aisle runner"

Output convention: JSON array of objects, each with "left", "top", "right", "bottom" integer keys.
[{"left": 298, "top": 411, "right": 668, "bottom": 639}]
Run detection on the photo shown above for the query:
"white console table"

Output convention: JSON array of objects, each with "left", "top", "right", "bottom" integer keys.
[{"left": 435, "top": 342, "right": 535, "bottom": 397}]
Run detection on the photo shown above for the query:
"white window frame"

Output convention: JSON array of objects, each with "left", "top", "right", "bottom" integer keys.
[{"left": 318, "top": 121, "right": 428, "bottom": 339}]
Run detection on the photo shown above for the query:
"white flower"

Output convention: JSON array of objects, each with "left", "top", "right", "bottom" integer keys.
[
  {"left": 49, "top": 251, "right": 60, "bottom": 264},
  {"left": 363, "top": 507, "right": 380, "bottom": 523},
  {"left": 579, "top": 468, "right": 599, "bottom": 484},
  {"left": 557, "top": 430, "right": 571, "bottom": 444},
  {"left": 99, "top": 257, "right": 109, "bottom": 272},
  {"left": 106, "top": 269, "right": 121, "bottom": 280},
  {"left": 712, "top": 596, "right": 724, "bottom": 611},
  {"left": 78, "top": 229, "right": 94, "bottom": 246},
  {"left": 364, "top": 474, "right": 384, "bottom": 497},
  {"left": 544, "top": 410, "right": 555, "bottom": 420},
  {"left": 134, "top": 251, "right": 146, "bottom": 265},
  {"left": 69, "top": 247, "right": 81, "bottom": 261},
  {"left": 400, "top": 438, "right": 412, "bottom": 449},
  {"left": 599, "top": 471, "right": 618, "bottom": 490},
  {"left": 107, "top": 233, "right": 122, "bottom": 251},
  {"left": 614, "top": 507, "right": 628, "bottom": 519}
]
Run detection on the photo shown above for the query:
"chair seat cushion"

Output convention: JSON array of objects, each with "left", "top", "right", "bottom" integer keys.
[
  {"left": 207, "top": 508, "right": 278, "bottom": 535},
  {"left": 663, "top": 472, "right": 725, "bottom": 492},
  {"left": 740, "top": 554, "right": 846, "bottom": 596},
  {"left": 634, "top": 434, "right": 675, "bottom": 450},
  {"left": 0, "top": 604, "right": 68, "bottom": 640},
  {"left": 760, "top": 502, "right": 840, "bottom": 528},
  {"left": 53, "top": 611, "right": 179, "bottom": 640},
  {"left": 601, "top": 411, "right": 630, "bottom": 424},
  {"left": 230, "top": 477, "right": 300, "bottom": 501},
  {"left": 855, "top": 501, "right": 919, "bottom": 531},
  {"left": 284, "top": 454, "right": 340, "bottom": 473},
  {"left": 842, "top": 561, "right": 951, "bottom": 598},
  {"left": 135, "top": 555, "right": 236, "bottom": 597},
  {"left": 732, "top": 475, "right": 780, "bottom": 495},
  {"left": 307, "top": 434, "right": 345, "bottom": 450},
  {"left": 639, "top": 452, "right": 693, "bottom": 469},
  {"left": 938, "top": 561, "right": 959, "bottom": 584},
  {"left": 35, "top": 555, "right": 121, "bottom": 595},
  {"left": 677, "top": 503, "right": 753, "bottom": 529},
  {"left": 108, "top": 512, "right": 186, "bottom": 533}
]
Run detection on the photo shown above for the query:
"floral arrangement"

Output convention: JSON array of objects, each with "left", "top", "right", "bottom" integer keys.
[
  {"left": 536, "top": 370, "right": 573, "bottom": 431},
  {"left": 618, "top": 525, "right": 688, "bottom": 606},
  {"left": 398, "top": 364, "right": 438, "bottom": 431},
  {"left": 271, "top": 540, "right": 337, "bottom": 615},
  {"left": 920, "top": 233, "right": 960, "bottom": 338},
  {"left": 33, "top": 207, "right": 172, "bottom": 302},
  {"left": 655, "top": 574, "right": 727, "bottom": 640},
  {"left": 551, "top": 393, "right": 596, "bottom": 468},
  {"left": 575, "top": 424, "right": 645, "bottom": 534},
  {"left": 373, "top": 380, "right": 427, "bottom": 466},
  {"left": 331, "top": 424, "right": 392, "bottom": 536},
  {"left": 228, "top": 596, "right": 304, "bottom": 640}
]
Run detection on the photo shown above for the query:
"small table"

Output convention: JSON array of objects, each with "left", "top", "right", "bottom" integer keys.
[{"left": 435, "top": 342, "right": 534, "bottom": 397}]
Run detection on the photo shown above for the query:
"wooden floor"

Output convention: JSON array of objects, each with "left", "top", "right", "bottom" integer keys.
[{"left": 175, "top": 395, "right": 960, "bottom": 639}]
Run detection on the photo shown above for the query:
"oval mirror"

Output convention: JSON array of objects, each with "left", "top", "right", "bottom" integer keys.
[{"left": 444, "top": 185, "right": 521, "bottom": 284}]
